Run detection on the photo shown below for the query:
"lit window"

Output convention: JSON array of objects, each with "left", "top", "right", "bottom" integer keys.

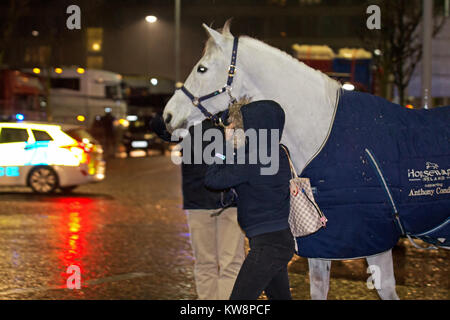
[{"left": 92, "top": 43, "right": 101, "bottom": 51}]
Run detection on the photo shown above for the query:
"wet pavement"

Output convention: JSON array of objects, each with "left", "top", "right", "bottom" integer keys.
[{"left": 0, "top": 155, "right": 448, "bottom": 300}]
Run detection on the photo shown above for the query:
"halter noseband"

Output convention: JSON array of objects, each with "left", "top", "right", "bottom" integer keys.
[{"left": 178, "top": 37, "right": 239, "bottom": 127}]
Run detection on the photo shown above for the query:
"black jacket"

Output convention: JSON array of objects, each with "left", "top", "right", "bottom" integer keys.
[
  {"left": 151, "top": 115, "right": 231, "bottom": 210},
  {"left": 204, "top": 100, "right": 291, "bottom": 237}
]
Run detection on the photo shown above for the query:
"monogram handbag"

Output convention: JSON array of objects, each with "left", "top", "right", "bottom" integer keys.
[{"left": 281, "top": 145, "right": 327, "bottom": 237}]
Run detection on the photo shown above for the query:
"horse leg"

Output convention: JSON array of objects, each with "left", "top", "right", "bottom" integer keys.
[
  {"left": 366, "top": 249, "right": 400, "bottom": 300},
  {"left": 308, "top": 258, "right": 331, "bottom": 300}
]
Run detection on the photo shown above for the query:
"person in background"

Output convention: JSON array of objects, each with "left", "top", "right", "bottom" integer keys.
[
  {"left": 151, "top": 113, "right": 245, "bottom": 300},
  {"left": 100, "top": 110, "right": 116, "bottom": 158},
  {"left": 205, "top": 100, "right": 294, "bottom": 300},
  {"left": 90, "top": 115, "right": 104, "bottom": 143}
]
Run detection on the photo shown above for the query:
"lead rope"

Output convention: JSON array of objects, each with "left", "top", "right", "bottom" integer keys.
[{"left": 210, "top": 189, "right": 238, "bottom": 218}]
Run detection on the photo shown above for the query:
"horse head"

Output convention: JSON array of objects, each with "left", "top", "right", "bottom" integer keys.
[
  {"left": 163, "top": 21, "right": 246, "bottom": 133},
  {"left": 163, "top": 20, "right": 341, "bottom": 173}
]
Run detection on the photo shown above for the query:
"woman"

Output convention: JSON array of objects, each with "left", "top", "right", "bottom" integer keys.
[{"left": 205, "top": 99, "right": 294, "bottom": 300}]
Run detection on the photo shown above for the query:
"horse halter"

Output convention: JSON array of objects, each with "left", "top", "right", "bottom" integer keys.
[{"left": 177, "top": 37, "right": 239, "bottom": 128}]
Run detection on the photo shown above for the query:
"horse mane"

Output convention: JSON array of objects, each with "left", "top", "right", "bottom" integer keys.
[
  {"left": 238, "top": 35, "right": 338, "bottom": 87},
  {"left": 202, "top": 21, "right": 338, "bottom": 89}
]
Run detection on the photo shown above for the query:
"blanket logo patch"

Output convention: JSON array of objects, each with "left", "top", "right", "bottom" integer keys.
[{"left": 407, "top": 162, "right": 450, "bottom": 197}]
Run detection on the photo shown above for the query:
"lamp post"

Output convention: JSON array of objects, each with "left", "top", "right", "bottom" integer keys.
[
  {"left": 422, "top": 0, "right": 433, "bottom": 109},
  {"left": 175, "top": 0, "right": 181, "bottom": 86}
]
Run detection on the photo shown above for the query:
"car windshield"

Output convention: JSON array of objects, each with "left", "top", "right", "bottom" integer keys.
[{"left": 64, "top": 128, "right": 98, "bottom": 144}]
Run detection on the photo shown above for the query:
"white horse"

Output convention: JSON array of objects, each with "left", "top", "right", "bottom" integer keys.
[{"left": 163, "top": 22, "right": 399, "bottom": 300}]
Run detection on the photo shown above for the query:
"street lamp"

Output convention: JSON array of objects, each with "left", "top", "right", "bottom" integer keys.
[{"left": 145, "top": 15, "right": 157, "bottom": 23}]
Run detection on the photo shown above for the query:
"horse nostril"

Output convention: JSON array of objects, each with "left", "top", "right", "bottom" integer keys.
[{"left": 165, "top": 113, "right": 173, "bottom": 124}]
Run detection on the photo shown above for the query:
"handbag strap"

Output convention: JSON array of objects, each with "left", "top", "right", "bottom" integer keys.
[
  {"left": 280, "top": 145, "right": 327, "bottom": 227},
  {"left": 280, "top": 145, "right": 298, "bottom": 179}
]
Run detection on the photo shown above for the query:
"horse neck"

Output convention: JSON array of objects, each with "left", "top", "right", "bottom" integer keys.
[{"left": 238, "top": 38, "right": 340, "bottom": 172}]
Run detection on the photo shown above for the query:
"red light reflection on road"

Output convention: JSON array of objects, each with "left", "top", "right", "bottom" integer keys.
[{"left": 54, "top": 197, "right": 95, "bottom": 287}]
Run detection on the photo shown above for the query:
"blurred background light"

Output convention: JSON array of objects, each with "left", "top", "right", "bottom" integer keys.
[
  {"left": 126, "top": 115, "right": 138, "bottom": 121},
  {"left": 342, "top": 83, "right": 355, "bottom": 91},
  {"left": 145, "top": 15, "right": 157, "bottom": 23},
  {"left": 92, "top": 43, "right": 101, "bottom": 51},
  {"left": 118, "top": 119, "right": 129, "bottom": 127}
]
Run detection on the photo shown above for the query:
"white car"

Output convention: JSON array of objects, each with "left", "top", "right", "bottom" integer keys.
[{"left": 0, "top": 122, "right": 105, "bottom": 193}]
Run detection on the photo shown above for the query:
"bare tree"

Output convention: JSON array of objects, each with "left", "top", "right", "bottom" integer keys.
[{"left": 362, "top": 0, "right": 446, "bottom": 105}]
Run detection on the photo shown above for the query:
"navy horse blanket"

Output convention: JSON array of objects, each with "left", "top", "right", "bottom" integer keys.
[{"left": 298, "top": 90, "right": 450, "bottom": 259}]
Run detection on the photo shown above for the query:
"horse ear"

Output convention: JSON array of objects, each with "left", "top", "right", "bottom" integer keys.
[
  {"left": 222, "top": 19, "right": 233, "bottom": 37},
  {"left": 202, "top": 23, "right": 225, "bottom": 49}
]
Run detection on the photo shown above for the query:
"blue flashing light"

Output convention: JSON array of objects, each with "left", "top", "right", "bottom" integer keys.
[{"left": 16, "top": 113, "right": 25, "bottom": 121}]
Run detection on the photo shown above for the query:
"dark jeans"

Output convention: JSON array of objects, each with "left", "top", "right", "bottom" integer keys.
[{"left": 229, "top": 228, "right": 295, "bottom": 300}]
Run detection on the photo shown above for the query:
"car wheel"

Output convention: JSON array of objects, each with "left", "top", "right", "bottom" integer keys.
[
  {"left": 28, "top": 166, "right": 58, "bottom": 194},
  {"left": 60, "top": 186, "right": 77, "bottom": 194}
]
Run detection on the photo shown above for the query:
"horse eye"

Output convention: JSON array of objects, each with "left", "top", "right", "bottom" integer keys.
[{"left": 197, "top": 65, "right": 208, "bottom": 73}]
